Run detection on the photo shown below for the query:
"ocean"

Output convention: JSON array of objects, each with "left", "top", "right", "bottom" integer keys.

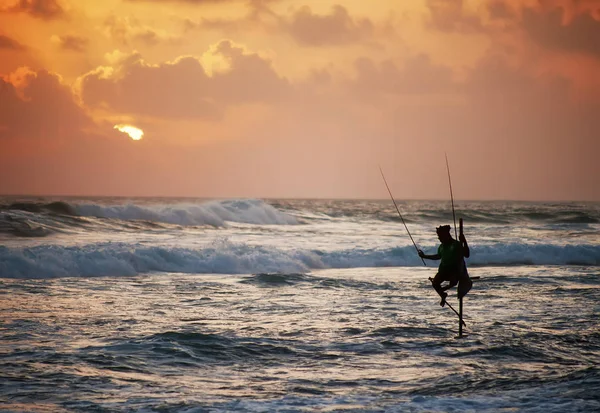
[{"left": 1, "top": 197, "right": 599, "bottom": 412}]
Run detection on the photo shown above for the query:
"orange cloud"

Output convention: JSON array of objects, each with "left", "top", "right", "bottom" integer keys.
[
  {"left": 0, "top": 33, "right": 42, "bottom": 74},
  {"left": 425, "top": 0, "right": 484, "bottom": 33},
  {"left": 0, "top": 33, "right": 25, "bottom": 50},
  {"left": 285, "top": 5, "right": 374, "bottom": 46},
  {"left": 0, "top": 68, "right": 93, "bottom": 140},
  {"left": 103, "top": 15, "right": 180, "bottom": 46},
  {"left": 187, "top": 3, "right": 383, "bottom": 48},
  {"left": 78, "top": 41, "right": 290, "bottom": 119},
  {"left": 425, "top": 0, "right": 600, "bottom": 59},
  {"left": 521, "top": 6, "right": 600, "bottom": 56},
  {"left": 1, "top": 0, "right": 65, "bottom": 20},
  {"left": 127, "top": 0, "right": 251, "bottom": 3},
  {"left": 51, "top": 34, "right": 88, "bottom": 52},
  {"left": 487, "top": 1, "right": 516, "bottom": 20}
]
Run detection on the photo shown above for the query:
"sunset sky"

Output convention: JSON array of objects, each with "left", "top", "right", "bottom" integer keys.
[{"left": 1, "top": 0, "right": 599, "bottom": 200}]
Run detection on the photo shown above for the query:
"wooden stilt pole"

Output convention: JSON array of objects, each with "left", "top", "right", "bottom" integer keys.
[{"left": 458, "top": 297, "right": 463, "bottom": 338}]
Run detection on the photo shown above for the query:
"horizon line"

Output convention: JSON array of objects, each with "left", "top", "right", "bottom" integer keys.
[{"left": 0, "top": 194, "right": 598, "bottom": 203}]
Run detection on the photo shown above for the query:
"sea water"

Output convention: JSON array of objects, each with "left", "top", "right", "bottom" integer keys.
[{"left": 1, "top": 198, "right": 599, "bottom": 412}]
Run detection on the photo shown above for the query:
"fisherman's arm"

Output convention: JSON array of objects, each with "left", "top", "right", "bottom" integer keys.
[{"left": 418, "top": 250, "right": 440, "bottom": 260}]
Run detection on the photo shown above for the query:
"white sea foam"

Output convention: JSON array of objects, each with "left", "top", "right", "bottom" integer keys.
[
  {"left": 74, "top": 199, "right": 298, "bottom": 227},
  {"left": 1, "top": 242, "right": 598, "bottom": 279}
]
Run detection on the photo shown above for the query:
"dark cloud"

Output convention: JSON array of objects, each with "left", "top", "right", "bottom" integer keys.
[
  {"left": 0, "top": 69, "right": 93, "bottom": 140},
  {"left": 425, "top": 0, "right": 600, "bottom": 58},
  {"left": 0, "top": 34, "right": 25, "bottom": 50},
  {"left": 53, "top": 34, "right": 88, "bottom": 52},
  {"left": 79, "top": 55, "right": 218, "bottom": 119},
  {"left": 522, "top": 7, "right": 600, "bottom": 56},
  {"left": 78, "top": 41, "right": 291, "bottom": 119},
  {"left": 2, "top": 0, "right": 65, "bottom": 20}
]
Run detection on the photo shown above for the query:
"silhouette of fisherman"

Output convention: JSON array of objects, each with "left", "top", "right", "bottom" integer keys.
[{"left": 418, "top": 225, "right": 471, "bottom": 306}]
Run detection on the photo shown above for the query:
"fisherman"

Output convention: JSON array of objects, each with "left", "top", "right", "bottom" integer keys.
[{"left": 418, "top": 225, "right": 470, "bottom": 306}]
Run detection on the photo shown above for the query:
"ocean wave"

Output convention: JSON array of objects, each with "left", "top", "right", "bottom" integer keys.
[
  {"left": 75, "top": 199, "right": 299, "bottom": 226},
  {"left": 0, "top": 199, "right": 298, "bottom": 235},
  {"left": 0, "top": 215, "right": 54, "bottom": 237},
  {"left": 375, "top": 209, "right": 599, "bottom": 225},
  {"left": 2, "top": 200, "right": 598, "bottom": 232},
  {"left": 269, "top": 200, "right": 600, "bottom": 225},
  {"left": 1, "top": 201, "right": 76, "bottom": 215},
  {"left": 1, "top": 242, "right": 598, "bottom": 279},
  {"left": 0, "top": 210, "right": 87, "bottom": 238}
]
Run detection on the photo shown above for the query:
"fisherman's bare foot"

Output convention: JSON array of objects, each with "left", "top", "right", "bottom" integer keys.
[{"left": 439, "top": 292, "right": 447, "bottom": 307}]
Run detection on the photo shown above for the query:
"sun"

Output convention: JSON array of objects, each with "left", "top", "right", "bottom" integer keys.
[{"left": 114, "top": 124, "right": 144, "bottom": 141}]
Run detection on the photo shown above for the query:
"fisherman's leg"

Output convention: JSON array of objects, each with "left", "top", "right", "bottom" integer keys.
[
  {"left": 431, "top": 272, "right": 445, "bottom": 294},
  {"left": 441, "top": 277, "right": 458, "bottom": 291},
  {"left": 431, "top": 272, "right": 448, "bottom": 307}
]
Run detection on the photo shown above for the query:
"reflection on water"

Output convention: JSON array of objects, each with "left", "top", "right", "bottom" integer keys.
[{"left": 1, "top": 266, "right": 599, "bottom": 411}]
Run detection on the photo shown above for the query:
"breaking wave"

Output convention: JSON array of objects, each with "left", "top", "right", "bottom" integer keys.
[
  {"left": 0, "top": 199, "right": 298, "bottom": 237},
  {"left": 1, "top": 242, "right": 598, "bottom": 279},
  {"left": 74, "top": 199, "right": 298, "bottom": 226},
  {"left": 2, "top": 201, "right": 76, "bottom": 215}
]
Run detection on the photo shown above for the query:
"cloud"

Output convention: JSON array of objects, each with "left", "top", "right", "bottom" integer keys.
[
  {"left": 434, "top": 1, "right": 600, "bottom": 58},
  {"left": 127, "top": 0, "right": 235, "bottom": 2},
  {"left": 487, "top": 0, "right": 515, "bottom": 20},
  {"left": 77, "top": 40, "right": 291, "bottom": 119},
  {"left": 0, "top": 34, "right": 25, "bottom": 50},
  {"left": 425, "top": 0, "right": 484, "bottom": 33},
  {"left": 206, "top": 40, "right": 291, "bottom": 103},
  {"left": 521, "top": 6, "right": 600, "bottom": 56},
  {"left": 284, "top": 5, "right": 374, "bottom": 46},
  {"left": 104, "top": 15, "right": 180, "bottom": 46},
  {"left": 186, "top": 4, "right": 380, "bottom": 48},
  {"left": 51, "top": 34, "right": 88, "bottom": 52},
  {"left": 1, "top": 0, "right": 65, "bottom": 20},
  {"left": 184, "top": 2, "right": 272, "bottom": 35},
  {"left": 0, "top": 67, "right": 93, "bottom": 140},
  {"left": 125, "top": 0, "right": 275, "bottom": 4}
]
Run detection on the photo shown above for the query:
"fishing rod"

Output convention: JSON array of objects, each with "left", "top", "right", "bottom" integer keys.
[
  {"left": 379, "top": 166, "right": 426, "bottom": 266},
  {"left": 445, "top": 153, "right": 458, "bottom": 240}
]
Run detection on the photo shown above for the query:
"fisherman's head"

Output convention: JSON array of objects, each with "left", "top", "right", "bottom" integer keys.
[{"left": 436, "top": 225, "right": 452, "bottom": 243}]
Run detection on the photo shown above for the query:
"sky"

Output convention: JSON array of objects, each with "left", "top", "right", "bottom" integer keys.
[{"left": 0, "top": 0, "right": 599, "bottom": 201}]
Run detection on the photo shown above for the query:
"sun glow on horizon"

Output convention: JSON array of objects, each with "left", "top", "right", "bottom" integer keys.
[{"left": 114, "top": 124, "right": 144, "bottom": 141}]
